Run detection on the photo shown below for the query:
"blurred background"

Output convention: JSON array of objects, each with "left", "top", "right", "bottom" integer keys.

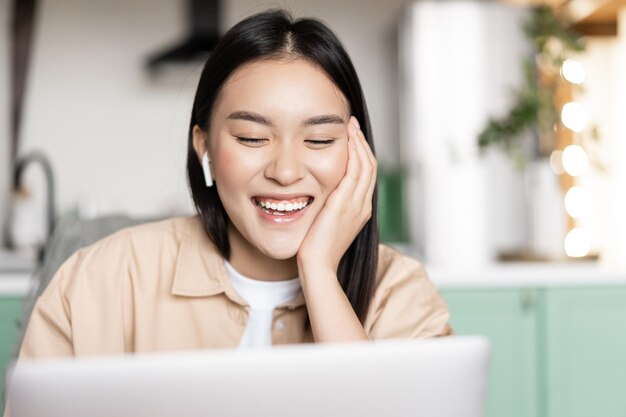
[
  {"left": 2, "top": 0, "right": 626, "bottom": 265},
  {"left": 1, "top": 0, "right": 626, "bottom": 416}
]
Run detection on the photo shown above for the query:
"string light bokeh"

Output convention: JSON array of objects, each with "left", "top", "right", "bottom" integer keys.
[{"left": 553, "top": 58, "right": 591, "bottom": 258}]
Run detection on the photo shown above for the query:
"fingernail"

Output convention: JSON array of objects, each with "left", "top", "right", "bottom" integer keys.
[{"left": 354, "top": 117, "right": 360, "bottom": 129}]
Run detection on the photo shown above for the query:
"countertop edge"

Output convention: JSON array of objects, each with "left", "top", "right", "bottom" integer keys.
[{"left": 0, "top": 273, "right": 34, "bottom": 296}]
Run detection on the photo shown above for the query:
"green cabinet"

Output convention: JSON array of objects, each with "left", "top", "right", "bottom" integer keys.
[
  {"left": 441, "top": 285, "right": 626, "bottom": 417},
  {"left": 543, "top": 286, "right": 626, "bottom": 417},
  {"left": 0, "top": 297, "right": 24, "bottom": 413},
  {"left": 442, "top": 289, "right": 539, "bottom": 417}
]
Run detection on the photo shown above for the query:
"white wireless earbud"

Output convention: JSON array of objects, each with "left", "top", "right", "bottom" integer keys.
[{"left": 201, "top": 152, "right": 213, "bottom": 187}]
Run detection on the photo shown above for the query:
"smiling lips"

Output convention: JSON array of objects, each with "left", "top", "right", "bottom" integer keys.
[{"left": 252, "top": 195, "right": 313, "bottom": 222}]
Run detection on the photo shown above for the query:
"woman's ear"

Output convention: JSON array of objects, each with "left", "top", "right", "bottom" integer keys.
[
  {"left": 192, "top": 125, "right": 215, "bottom": 186},
  {"left": 192, "top": 125, "right": 208, "bottom": 162}
]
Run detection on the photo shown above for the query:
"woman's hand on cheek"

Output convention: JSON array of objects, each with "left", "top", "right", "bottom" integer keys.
[{"left": 297, "top": 116, "right": 377, "bottom": 273}]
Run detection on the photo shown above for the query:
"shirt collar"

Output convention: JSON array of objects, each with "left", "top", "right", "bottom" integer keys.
[{"left": 171, "top": 216, "right": 306, "bottom": 309}]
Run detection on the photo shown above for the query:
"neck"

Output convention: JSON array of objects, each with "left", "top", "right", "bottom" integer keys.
[{"left": 226, "top": 223, "right": 298, "bottom": 282}]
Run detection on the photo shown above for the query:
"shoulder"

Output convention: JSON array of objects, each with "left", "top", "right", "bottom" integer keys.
[
  {"left": 374, "top": 243, "right": 429, "bottom": 292},
  {"left": 43, "top": 216, "right": 203, "bottom": 296},
  {"left": 73, "top": 215, "right": 202, "bottom": 264},
  {"left": 365, "top": 243, "right": 453, "bottom": 338},
  {"left": 84, "top": 215, "right": 196, "bottom": 254}
]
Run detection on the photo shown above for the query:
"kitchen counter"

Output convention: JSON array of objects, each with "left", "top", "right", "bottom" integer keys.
[
  {"left": 0, "top": 272, "right": 33, "bottom": 296},
  {"left": 0, "top": 249, "right": 36, "bottom": 296},
  {"left": 426, "top": 261, "right": 626, "bottom": 288},
  {"left": 385, "top": 242, "right": 626, "bottom": 288},
  {"left": 4, "top": 244, "right": 626, "bottom": 295}
]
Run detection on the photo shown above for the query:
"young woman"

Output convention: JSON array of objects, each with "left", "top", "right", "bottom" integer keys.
[{"left": 16, "top": 9, "right": 452, "bottom": 358}]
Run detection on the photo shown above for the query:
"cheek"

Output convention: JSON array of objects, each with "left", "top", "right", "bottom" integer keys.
[
  {"left": 212, "top": 142, "right": 262, "bottom": 196},
  {"left": 213, "top": 148, "right": 239, "bottom": 189},
  {"left": 309, "top": 146, "right": 348, "bottom": 192}
]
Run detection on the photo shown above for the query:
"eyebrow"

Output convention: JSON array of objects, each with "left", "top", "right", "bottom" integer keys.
[
  {"left": 226, "top": 111, "right": 345, "bottom": 127},
  {"left": 303, "top": 114, "right": 345, "bottom": 126}
]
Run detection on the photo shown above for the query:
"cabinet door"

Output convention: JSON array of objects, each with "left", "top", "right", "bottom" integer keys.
[
  {"left": 441, "top": 289, "right": 539, "bottom": 417},
  {"left": 544, "top": 286, "right": 626, "bottom": 417},
  {"left": 0, "top": 297, "right": 24, "bottom": 412}
]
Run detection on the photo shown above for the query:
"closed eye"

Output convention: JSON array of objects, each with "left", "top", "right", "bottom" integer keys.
[
  {"left": 235, "top": 137, "right": 267, "bottom": 144},
  {"left": 305, "top": 139, "right": 336, "bottom": 145}
]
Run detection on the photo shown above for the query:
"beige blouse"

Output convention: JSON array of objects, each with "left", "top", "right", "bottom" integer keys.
[{"left": 17, "top": 215, "right": 453, "bottom": 359}]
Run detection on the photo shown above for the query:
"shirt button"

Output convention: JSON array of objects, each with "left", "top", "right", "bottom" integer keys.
[{"left": 275, "top": 321, "right": 285, "bottom": 331}]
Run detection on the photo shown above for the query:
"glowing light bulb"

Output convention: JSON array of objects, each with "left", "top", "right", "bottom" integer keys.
[
  {"left": 561, "top": 59, "right": 586, "bottom": 84},
  {"left": 564, "top": 186, "right": 589, "bottom": 218},
  {"left": 550, "top": 150, "right": 565, "bottom": 174},
  {"left": 562, "top": 145, "right": 589, "bottom": 177},
  {"left": 564, "top": 228, "right": 591, "bottom": 257},
  {"left": 561, "top": 102, "right": 588, "bottom": 132}
]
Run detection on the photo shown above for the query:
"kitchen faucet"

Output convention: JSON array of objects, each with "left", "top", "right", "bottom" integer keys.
[{"left": 12, "top": 150, "right": 56, "bottom": 241}]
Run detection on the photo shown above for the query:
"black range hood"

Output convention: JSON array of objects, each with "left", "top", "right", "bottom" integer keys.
[{"left": 146, "top": 0, "right": 221, "bottom": 71}]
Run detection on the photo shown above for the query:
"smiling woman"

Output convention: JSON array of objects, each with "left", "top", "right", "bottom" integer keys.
[
  {"left": 193, "top": 58, "right": 351, "bottom": 269},
  {"left": 10, "top": 9, "right": 452, "bottom": 368}
]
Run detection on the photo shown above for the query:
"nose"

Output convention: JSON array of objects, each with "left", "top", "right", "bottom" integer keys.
[{"left": 264, "top": 141, "right": 306, "bottom": 186}]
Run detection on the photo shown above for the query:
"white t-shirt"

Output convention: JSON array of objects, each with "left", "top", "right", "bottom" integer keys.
[{"left": 224, "top": 261, "right": 301, "bottom": 348}]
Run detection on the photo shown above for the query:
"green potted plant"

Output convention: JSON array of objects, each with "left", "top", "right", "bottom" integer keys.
[{"left": 477, "top": 5, "right": 587, "bottom": 167}]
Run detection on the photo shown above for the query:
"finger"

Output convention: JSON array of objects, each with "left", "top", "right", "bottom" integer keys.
[
  {"left": 326, "top": 121, "right": 361, "bottom": 209},
  {"left": 351, "top": 119, "right": 378, "bottom": 207},
  {"left": 350, "top": 131, "right": 372, "bottom": 205},
  {"left": 353, "top": 120, "right": 377, "bottom": 173},
  {"left": 350, "top": 119, "right": 375, "bottom": 205},
  {"left": 344, "top": 121, "right": 362, "bottom": 185},
  {"left": 363, "top": 129, "right": 378, "bottom": 201},
  {"left": 365, "top": 168, "right": 377, "bottom": 212}
]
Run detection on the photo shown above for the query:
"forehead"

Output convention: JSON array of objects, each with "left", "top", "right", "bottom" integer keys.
[{"left": 214, "top": 58, "right": 350, "bottom": 121}]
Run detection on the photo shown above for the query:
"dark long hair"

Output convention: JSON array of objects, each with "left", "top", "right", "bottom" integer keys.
[{"left": 187, "top": 9, "right": 379, "bottom": 324}]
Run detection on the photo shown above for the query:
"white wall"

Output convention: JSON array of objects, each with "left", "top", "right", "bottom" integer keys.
[
  {"left": 479, "top": 5, "right": 531, "bottom": 256},
  {"left": 0, "top": 0, "right": 10, "bottom": 234},
  {"left": 14, "top": 0, "right": 417, "bottom": 222},
  {"left": 20, "top": 0, "right": 195, "bottom": 219},
  {"left": 399, "top": 1, "right": 531, "bottom": 265}
]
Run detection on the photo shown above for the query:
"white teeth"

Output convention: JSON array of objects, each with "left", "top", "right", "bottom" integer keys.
[{"left": 256, "top": 198, "right": 311, "bottom": 213}]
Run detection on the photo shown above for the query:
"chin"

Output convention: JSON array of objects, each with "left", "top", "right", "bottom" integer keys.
[
  {"left": 251, "top": 233, "right": 304, "bottom": 260},
  {"left": 249, "top": 223, "right": 310, "bottom": 260},
  {"left": 258, "top": 242, "right": 301, "bottom": 260}
]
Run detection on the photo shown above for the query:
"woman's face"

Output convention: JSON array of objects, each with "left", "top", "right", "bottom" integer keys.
[{"left": 194, "top": 58, "right": 351, "bottom": 260}]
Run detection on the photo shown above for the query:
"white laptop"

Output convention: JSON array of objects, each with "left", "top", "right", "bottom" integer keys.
[{"left": 6, "top": 335, "right": 490, "bottom": 417}]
